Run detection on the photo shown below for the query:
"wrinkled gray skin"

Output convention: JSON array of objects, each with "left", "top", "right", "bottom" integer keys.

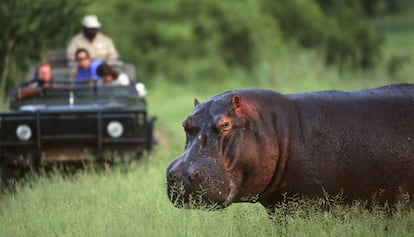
[{"left": 166, "top": 83, "right": 414, "bottom": 211}]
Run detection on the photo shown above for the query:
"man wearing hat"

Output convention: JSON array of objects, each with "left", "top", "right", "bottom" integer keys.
[{"left": 66, "top": 15, "right": 119, "bottom": 62}]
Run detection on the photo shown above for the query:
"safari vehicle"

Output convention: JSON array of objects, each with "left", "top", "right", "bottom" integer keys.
[{"left": 0, "top": 50, "right": 156, "bottom": 182}]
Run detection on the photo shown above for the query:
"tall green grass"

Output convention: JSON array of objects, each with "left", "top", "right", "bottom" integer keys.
[
  {"left": 1, "top": 155, "right": 414, "bottom": 237},
  {"left": 1, "top": 13, "right": 414, "bottom": 236}
]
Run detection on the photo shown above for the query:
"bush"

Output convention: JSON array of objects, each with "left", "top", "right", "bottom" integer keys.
[
  {"left": 94, "top": 0, "right": 283, "bottom": 85},
  {"left": 264, "top": 0, "right": 383, "bottom": 69},
  {"left": 95, "top": 0, "right": 387, "bottom": 84},
  {"left": 0, "top": 0, "right": 398, "bottom": 93},
  {"left": 0, "top": 0, "right": 90, "bottom": 93}
]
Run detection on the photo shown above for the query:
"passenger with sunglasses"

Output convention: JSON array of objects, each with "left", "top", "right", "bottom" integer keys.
[{"left": 74, "top": 48, "right": 102, "bottom": 85}]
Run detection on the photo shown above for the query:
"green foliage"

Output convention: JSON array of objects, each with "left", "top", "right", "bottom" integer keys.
[
  {"left": 1, "top": 161, "right": 414, "bottom": 237},
  {"left": 264, "top": 0, "right": 383, "bottom": 68},
  {"left": 91, "top": 0, "right": 282, "bottom": 85},
  {"left": 88, "top": 0, "right": 391, "bottom": 86},
  {"left": 359, "top": 0, "right": 410, "bottom": 15},
  {"left": 0, "top": 0, "right": 406, "bottom": 94},
  {"left": 0, "top": 0, "right": 90, "bottom": 93}
]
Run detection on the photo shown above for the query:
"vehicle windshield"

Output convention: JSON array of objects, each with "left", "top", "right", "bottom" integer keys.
[{"left": 8, "top": 48, "right": 146, "bottom": 112}]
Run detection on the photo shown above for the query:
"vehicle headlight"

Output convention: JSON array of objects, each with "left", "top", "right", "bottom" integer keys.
[
  {"left": 135, "top": 83, "right": 147, "bottom": 97},
  {"left": 16, "top": 124, "right": 32, "bottom": 141},
  {"left": 107, "top": 121, "right": 123, "bottom": 138}
]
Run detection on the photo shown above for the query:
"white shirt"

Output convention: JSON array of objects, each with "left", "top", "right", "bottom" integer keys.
[
  {"left": 67, "top": 32, "right": 119, "bottom": 61},
  {"left": 97, "top": 73, "right": 130, "bottom": 86}
]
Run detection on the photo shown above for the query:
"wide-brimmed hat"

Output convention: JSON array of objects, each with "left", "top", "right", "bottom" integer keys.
[{"left": 82, "top": 15, "right": 101, "bottom": 28}]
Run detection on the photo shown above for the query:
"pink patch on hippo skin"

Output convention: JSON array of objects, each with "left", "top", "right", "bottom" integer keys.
[
  {"left": 231, "top": 94, "right": 260, "bottom": 120},
  {"left": 231, "top": 95, "right": 241, "bottom": 115}
]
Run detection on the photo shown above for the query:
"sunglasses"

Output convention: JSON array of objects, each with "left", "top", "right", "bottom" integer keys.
[{"left": 76, "top": 56, "right": 89, "bottom": 61}]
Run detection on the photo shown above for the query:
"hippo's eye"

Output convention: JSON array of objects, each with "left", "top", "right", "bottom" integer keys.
[
  {"left": 215, "top": 116, "right": 233, "bottom": 133},
  {"left": 222, "top": 122, "right": 230, "bottom": 130}
]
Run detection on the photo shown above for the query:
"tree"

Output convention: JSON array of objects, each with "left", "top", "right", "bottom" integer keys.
[
  {"left": 0, "top": 0, "right": 90, "bottom": 94},
  {"left": 90, "top": 0, "right": 387, "bottom": 85},
  {"left": 264, "top": 0, "right": 383, "bottom": 68},
  {"left": 90, "top": 0, "right": 283, "bottom": 84}
]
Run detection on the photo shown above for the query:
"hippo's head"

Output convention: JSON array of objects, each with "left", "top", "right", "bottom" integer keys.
[{"left": 166, "top": 90, "right": 287, "bottom": 209}]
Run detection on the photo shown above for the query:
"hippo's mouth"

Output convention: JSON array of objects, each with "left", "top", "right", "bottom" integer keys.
[
  {"left": 167, "top": 176, "right": 240, "bottom": 210},
  {"left": 167, "top": 188, "right": 225, "bottom": 210}
]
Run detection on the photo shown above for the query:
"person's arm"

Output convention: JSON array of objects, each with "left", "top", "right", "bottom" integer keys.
[
  {"left": 66, "top": 36, "right": 78, "bottom": 61},
  {"left": 106, "top": 38, "right": 119, "bottom": 61},
  {"left": 17, "top": 87, "right": 41, "bottom": 99},
  {"left": 91, "top": 59, "right": 104, "bottom": 80}
]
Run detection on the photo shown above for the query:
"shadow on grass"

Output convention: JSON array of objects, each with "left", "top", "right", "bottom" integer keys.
[{"left": 0, "top": 152, "right": 150, "bottom": 196}]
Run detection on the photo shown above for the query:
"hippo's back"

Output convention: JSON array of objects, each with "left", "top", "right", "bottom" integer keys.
[{"left": 282, "top": 83, "right": 414, "bottom": 204}]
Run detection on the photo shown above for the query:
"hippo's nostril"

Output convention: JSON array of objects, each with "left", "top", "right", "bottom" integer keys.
[
  {"left": 189, "top": 170, "right": 200, "bottom": 182},
  {"left": 167, "top": 170, "right": 181, "bottom": 184}
]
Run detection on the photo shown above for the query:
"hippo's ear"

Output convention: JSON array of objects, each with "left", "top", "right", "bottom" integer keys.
[
  {"left": 231, "top": 95, "right": 242, "bottom": 115},
  {"left": 194, "top": 98, "right": 200, "bottom": 107}
]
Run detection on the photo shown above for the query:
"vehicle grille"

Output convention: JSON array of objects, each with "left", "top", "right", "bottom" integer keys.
[{"left": 0, "top": 109, "right": 150, "bottom": 146}]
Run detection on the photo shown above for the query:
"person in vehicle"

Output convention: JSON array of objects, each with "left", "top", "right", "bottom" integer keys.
[
  {"left": 66, "top": 15, "right": 119, "bottom": 62},
  {"left": 34, "top": 62, "right": 53, "bottom": 86},
  {"left": 17, "top": 62, "right": 54, "bottom": 99},
  {"left": 96, "top": 63, "right": 130, "bottom": 86},
  {"left": 75, "top": 48, "right": 102, "bottom": 85}
]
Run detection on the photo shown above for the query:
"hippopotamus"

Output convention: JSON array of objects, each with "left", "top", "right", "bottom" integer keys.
[{"left": 166, "top": 83, "right": 414, "bottom": 211}]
